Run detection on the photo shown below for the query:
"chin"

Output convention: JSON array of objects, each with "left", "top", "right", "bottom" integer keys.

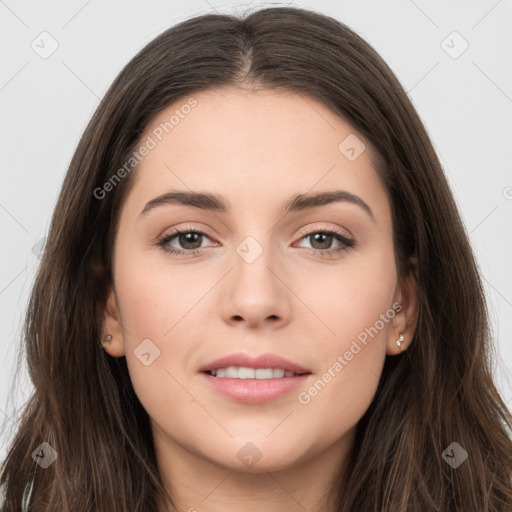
[{"left": 206, "top": 440, "right": 310, "bottom": 474}]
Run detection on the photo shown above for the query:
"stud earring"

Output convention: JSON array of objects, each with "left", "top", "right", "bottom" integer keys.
[
  {"left": 102, "top": 334, "right": 112, "bottom": 346},
  {"left": 396, "top": 333, "right": 404, "bottom": 350}
]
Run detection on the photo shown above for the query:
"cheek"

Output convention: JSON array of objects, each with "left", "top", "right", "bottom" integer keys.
[
  {"left": 113, "top": 233, "right": 208, "bottom": 343},
  {"left": 294, "top": 342, "right": 385, "bottom": 455},
  {"left": 111, "top": 244, "right": 208, "bottom": 410},
  {"left": 305, "top": 239, "right": 398, "bottom": 351},
  {"left": 294, "top": 311, "right": 390, "bottom": 451},
  {"left": 293, "top": 243, "right": 397, "bottom": 431}
]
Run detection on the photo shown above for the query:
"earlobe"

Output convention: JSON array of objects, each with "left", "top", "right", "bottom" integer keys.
[
  {"left": 387, "top": 257, "right": 419, "bottom": 355},
  {"left": 100, "top": 288, "right": 126, "bottom": 357}
]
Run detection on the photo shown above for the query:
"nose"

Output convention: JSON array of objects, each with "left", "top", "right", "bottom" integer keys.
[{"left": 219, "top": 239, "right": 292, "bottom": 330}]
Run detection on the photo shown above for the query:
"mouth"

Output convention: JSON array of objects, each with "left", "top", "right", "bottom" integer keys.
[
  {"left": 203, "top": 367, "right": 306, "bottom": 379},
  {"left": 199, "top": 352, "right": 311, "bottom": 376},
  {"left": 199, "top": 353, "right": 312, "bottom": 404}
]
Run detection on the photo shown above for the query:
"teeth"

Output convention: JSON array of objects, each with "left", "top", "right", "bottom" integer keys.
[
  {"left": 226, "top": 366, "right": 239, "bottom": 378},
  {"left": 255, "top": 368, "right": 272, "bottom": 379},
  {"left": 209, "top": 366, "right": 298, "bottom": 379}
]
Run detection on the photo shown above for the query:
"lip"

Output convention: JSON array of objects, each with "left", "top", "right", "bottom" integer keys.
[
  {"left": 198, "top": 352, "right": 312, "bottom": 404},
  {"left": 198, "top": 352, "right": 310, "bottom": 374},
  {"left": 200, "top": 372, "right": 311, "bottom": 404}
]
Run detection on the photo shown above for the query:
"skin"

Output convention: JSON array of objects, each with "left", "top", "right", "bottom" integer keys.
[{"left": 102, "top": 86, "right": 418, "bottom": 512}]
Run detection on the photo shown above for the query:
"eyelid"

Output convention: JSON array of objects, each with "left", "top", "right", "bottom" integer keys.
[
  {"left": 158, "top": 223, "right": 353, "bottom": 244},
  {"left": 158, "top": 225, "right": 219, "bottom": 247},
  {"left": 158, "top": 223, "right": 217, "bottom": 241},
  {"left": 296, "top": 223, "right": 354, "bottom": 241}
]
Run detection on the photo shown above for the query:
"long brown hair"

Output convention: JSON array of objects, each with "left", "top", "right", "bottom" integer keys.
[{"left": 1, "top": 6, "right": 511, "bottom": 511}]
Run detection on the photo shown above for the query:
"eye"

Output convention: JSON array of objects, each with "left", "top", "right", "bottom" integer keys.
[
  {"left": 156, "top": 225, "right": 356, "bottom": 258},
  {"left": 294, "top": 227, "right": 355, "bottom": 257},
  {"left": 157, "top": 225, "right": 218, "bottom": 256}
]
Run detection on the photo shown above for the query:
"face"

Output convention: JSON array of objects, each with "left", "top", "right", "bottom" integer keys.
[{"left": 102, "top": 87, "right": 416, "bottom": 474}]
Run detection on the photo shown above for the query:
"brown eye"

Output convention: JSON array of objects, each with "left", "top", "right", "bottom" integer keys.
[
  {"left": 157, "top": 227, "right": 217, "bottom": 256},
  {"left": 295, "top": 228, "right": 355, "bottom": 257},
  {"left": 308, "top": 232, "right": 335, "bottom": 250},
  {"left": 176, "top": 232, "right": 203, "bottom": 250}
]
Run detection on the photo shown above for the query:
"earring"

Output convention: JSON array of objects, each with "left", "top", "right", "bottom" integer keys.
[
  {"left": 102, "top": 334, "right": 112, "bottom": 346},
  {"left": 396, "top": 333, "right": 404, "bottom": 350}
]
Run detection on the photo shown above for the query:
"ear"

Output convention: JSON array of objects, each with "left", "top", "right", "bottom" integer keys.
[
  {"left": 386, "top": 256, "right": 419, "bottom": 355},
  {"left": 100, "top": 287, "right": 126, "bottom": 357}
]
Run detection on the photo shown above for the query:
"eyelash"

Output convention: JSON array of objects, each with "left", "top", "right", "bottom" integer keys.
[{"left": 157, "top": 225, "right": 356, "bottom": 258}]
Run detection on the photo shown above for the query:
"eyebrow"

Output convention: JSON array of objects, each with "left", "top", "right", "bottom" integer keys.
[{"left": 139, "top": 189, "right": 374, "bottom": 221}]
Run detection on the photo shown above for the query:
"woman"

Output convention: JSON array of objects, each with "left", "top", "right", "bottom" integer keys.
[{"left": 1, "top": 6, "right": 511, "bottom": 511}]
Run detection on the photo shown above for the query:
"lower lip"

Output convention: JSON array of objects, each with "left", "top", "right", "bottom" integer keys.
[{"left": 200, "top": 372, "right": 311, "bottom": 404}]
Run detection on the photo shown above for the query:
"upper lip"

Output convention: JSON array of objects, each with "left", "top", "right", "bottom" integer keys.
[{"left": 199, "top": 352, "right": 311, "bottom": 374}]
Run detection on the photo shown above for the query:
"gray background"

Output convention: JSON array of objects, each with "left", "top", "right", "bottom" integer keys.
[{"left": 1, "top": 0, "right": 511, "bottom": 464}]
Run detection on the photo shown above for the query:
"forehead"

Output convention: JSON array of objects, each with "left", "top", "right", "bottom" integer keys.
[{"left": 123, "top": 87, "right": 389, "bottom": 220}]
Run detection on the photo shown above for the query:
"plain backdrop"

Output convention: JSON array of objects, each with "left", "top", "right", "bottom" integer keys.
[{"left": 1, "top": 0, "right": 511, "bottom": 464}]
